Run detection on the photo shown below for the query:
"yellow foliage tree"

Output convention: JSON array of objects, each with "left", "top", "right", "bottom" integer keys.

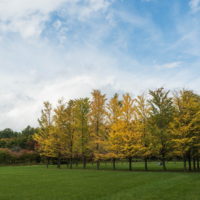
[
  {"left": 106, "top": 94, "right": 123, "bottom": 170},
  {"left": 171, "top": 90, "right": 200, "bottom": 171},
  {"left": 89, "top": 90, "right": 107, "bottom": 169},
  {"left": 65, "top": 100, "right": 76, "bottom": 169},
  {"left": 73, "top": 98, "right": 90, "bottom": 169},
  {"left": 33, "top": 101, "right": 53, "bottom": 167},
  {"left": 135, "top": 95, "right": 151, "bottom": 170},
  {"left": 52, "top": 100, "right": 69, "bottom": 168},
  {"left": 33, "top": 88, "right": 200, "bottom": 172},
  {"left": 120, "top": 93, "right": 142, "bottom": 171}
]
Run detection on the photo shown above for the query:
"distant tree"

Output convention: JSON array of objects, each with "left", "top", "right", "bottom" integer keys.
[
  {"left": 0, "top": 128, "right": 18, "bottom": 138},
  {"left": 21, "top": 126, "right": 37, "bottom": 136}
]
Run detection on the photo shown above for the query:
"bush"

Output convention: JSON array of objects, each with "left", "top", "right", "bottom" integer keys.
[
  {"left": 0, "top": 149, "right": 12, "bottom": 164},
  {"left": 0, "top": 148, "right": 40, "bottom": 165}
]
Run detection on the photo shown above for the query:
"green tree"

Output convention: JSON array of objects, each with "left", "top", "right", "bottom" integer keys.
[
  {"left": 0, "top": 128, "right": 18, "bottom": 138},
  {"left": 148, "top": 88, "right": 174, "bottom": 170},
  {"left": 135, "top": 95, "right": 151, "bottom": 171},
  {"left": 171, "top": 90, "right": 200, "bottom": 171},
  {"left": 73, "top": 98, "right": 90, "bottom": 169},
  {"left": 65, "top": 100, "right": 76, "bottom": 169}
]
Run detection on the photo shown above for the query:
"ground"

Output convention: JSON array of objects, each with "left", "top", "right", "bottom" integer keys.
[{"left": 0, "top": 163, "right": 199, "bottom": 200}]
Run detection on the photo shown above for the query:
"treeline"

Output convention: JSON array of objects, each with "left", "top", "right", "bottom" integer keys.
[
  {"left": 34, "top": 88, "right": 200, "bottom": 171},
  {"left": 0, "top": 126, "right": 40, "bottom": 164}
]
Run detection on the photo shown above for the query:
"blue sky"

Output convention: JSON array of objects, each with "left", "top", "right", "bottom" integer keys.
[{"left": 0, "top": 0, "right": 200, "bottom": 130}]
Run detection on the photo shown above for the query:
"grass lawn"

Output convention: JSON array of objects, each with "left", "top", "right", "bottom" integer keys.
[{"left": 0, "top": 165, "right": 199, "bottom": 200}]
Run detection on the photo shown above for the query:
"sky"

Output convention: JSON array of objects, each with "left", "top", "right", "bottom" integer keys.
[{"left": 0, "top": 0, "right": 200, "bottom": 130}]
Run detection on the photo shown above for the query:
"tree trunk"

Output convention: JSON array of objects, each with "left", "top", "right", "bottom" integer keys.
[
  {"left": 163, "top": 159, "right": 166, "bottom": 171},
  {"left": 83, "top": 156, "right": 86, "bottom": 169},
  {"left": 46, "top": 157, "right": 50, "bottom": 168},
  {"left": 76, "top": 159, "right": 78, "bottom": 167},
  {"left": 188, "top": 154, "right": 192, "bottom": 171},
  {"left": 183, "top": 156, "right": 187, "bottom": 171},
  {"left": 70, "top": 157, "right": 73, "bottom": 169},
  {"left": 128, "top": 157, "right": 132, "bottom": 171},
  {"left": 144, "top": 158, "right": 148, "bottom": 171},
  {"left": 193, "top": 157, "right": 196, "bottom": 171},
  {"left": 57, "top": 155, "right": 61, "bottom": 169},
  {"left": 66, "top": 159, "right": 69, "bottom": 168},
  {"left": 97, "top": 160, "right": 100, "bottom": 170},
  {"left": 197, "top": 157, "right": 200, "bottom": 171},
  {"left": 162, "top": 155, "right": 166, "bottom": 171},
  {"left": 112, "top": 158, "right": 116, "bottom": 170}
]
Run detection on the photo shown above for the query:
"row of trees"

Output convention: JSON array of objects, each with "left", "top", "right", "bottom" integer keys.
[
  {"left": 0, "top": 126, "right": 37, "bottom": 150},
  {"left": 34, "top": 88, "right": 200, "bottom": 171},
  {"left": 0, "top": 126, "right": 40, "bottom": 165}
]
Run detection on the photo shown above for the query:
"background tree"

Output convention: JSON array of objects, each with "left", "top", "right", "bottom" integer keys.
[
  {"left": 21, "top": 126, "right": 36, "bottom": 136},
  {"left": 0, "top": 128, "right": 18, "bottom": 138}
]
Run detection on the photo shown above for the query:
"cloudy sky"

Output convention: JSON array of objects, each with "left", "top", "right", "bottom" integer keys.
[{"left": 0, "top": 0, "right": 200, "bottom": 130}]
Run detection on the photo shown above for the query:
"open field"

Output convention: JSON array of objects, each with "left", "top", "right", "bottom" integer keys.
[{"left": 0, "top": 165, "right": 200, "bottom": 200}]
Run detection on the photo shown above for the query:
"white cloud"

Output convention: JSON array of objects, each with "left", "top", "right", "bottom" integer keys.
[
  {"left": 0, "top": 0, "right": 200, "bottom": 131},
  {"left": 0, "top": 0, "right": 66, "bottom": 38},
  {"left": 189, "top": 0, "right": 200, "bottom": 12},
  {"left": 157, "top": 61, "right": 182, "bottom": 69},
  {"left": 0, "top": 37, "right": 198, "bottom": 131},
  {"left": 0, "top": 0, "right": 111, "bottom": 38},
  {"left": 69, "top": 0, "right": 111, "bottom": 19}
]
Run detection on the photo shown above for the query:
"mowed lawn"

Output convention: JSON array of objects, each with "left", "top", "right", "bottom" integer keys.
[{"left": 0, "top": 165, "right": 200, "bottom": 200}]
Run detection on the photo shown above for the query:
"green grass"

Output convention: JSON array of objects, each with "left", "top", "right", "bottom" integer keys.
[{"left": 0, "top": 165, "right": 199, "bottom": 200}]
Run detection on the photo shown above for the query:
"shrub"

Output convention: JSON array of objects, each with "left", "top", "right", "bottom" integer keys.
[{"left": 0, "top": 148, "right": 40, "bottom": 165}]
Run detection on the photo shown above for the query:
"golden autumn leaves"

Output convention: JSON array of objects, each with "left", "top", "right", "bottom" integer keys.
[{"left": 34, "top": 88, "right": 200, "bottom": 171}]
